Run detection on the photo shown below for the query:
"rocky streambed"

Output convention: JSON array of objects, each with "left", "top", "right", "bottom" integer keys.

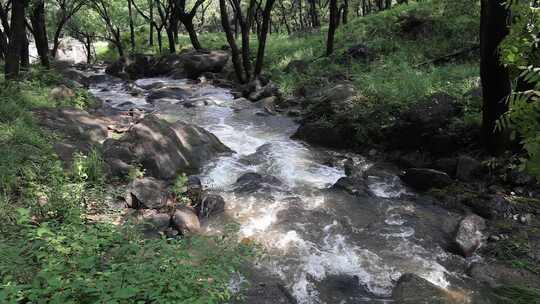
[{"left": 42, "top": 57, "right": 539, "bottom": 304}]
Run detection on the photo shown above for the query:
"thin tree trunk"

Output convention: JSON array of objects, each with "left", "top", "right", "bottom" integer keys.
[
  {"left": 20, "top": 30, "right": 30, "bottom": 70},
  {"left": 254, "top": 0, "right": 276, "bottom": 77},
  {"left": 166, "top": 26, "right": 176, "bottom": 53},
  {"left": 480, "top": 0, "right": 511, "bottom": 153},
  {"left": 219, "top": 0, "right": 246, "bottom": 82},
  {"left": 184, "top": 18, "right": 202, "bottom": 49},
  {"left": 326, "top": 0, "right": 338, "bottom": 56},
  {"left": 5, "top": 0, "right": 27, "bottom": 79},
  {"left": 128, "top": 0, "right": 136, "bottom": 52},
  {"left": 30, "top": 0, "right": 50, "bottom": 68}
]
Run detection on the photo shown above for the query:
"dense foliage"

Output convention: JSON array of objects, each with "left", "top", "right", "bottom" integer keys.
[{"left": 499, "top": 1, "right": 540, "bottom": 178}]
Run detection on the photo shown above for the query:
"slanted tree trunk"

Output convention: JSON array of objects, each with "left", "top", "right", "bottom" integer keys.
[
  {"left": 254, "top": 0, "right": 276, "bottom": 77},
  {"left": 480, "top": 0, "right": 511, "bottom": 153},
  {"left": 326, "top": 0, "right": 338, "bottom": 56},
  {"left": 30, "top": 0, "right": 50, "bottom": 68},
  {"left": 5, "top": 0, "right": 27, "bottom": 79},
  {"left": 184, "top": 18, "right": 202, "bottom": 49}
]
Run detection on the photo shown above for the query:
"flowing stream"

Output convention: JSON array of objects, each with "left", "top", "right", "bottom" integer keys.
[{"left": 89, "top": 74, "right": 474, "bottom": 303}]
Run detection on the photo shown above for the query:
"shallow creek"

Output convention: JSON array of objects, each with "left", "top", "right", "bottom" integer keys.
[{"left": 89, "top": 74, "right": 475, "bottom": 303}]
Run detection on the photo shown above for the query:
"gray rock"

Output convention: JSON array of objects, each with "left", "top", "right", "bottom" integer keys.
[
  {"left": 455, "top": 214, "right": 486, "bottom": 257},
  {"left": 125, "top": 177, "right": 168, "bottom": 209},
  {"left": 147, "top": 87, "right": 191, "bottom": 101},
  {"left": 103, "top": 115, "right": 231, "bottom": 180},
  {"left": 234, "top": 172, "right": 283, "bottom": 194},
  {"left": 469, "top": 262, "right": 540, "bottom": 289},
  {"left": 172, "top": 206, "right": 201, "bottom": 234},
  {"left": 392, "top": 274, "right": 452, "bottom": 304},
  {"left": 134, "top": 209, "right": 171, "bottom": 232},
  {"left": 197, "top": 194, "right": 226, "bottom": 218},
  {"left": 182, "top": 50, "right": 229, "bottom": 79},
  {"left": 400, "top": 168, "right": 453, "bottom": 191}
]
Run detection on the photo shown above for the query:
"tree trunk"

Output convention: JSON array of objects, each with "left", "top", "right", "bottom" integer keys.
[
  {"left": 326, "top": 0, "right": 338, "bottom": 56},
  {"left": 341, "top": 0, "right": 348, "bottom": 24},
  {"left": 166, "top": 26, "right": 176, "bottom": 53},
  {"left": 128, "top": 0, "right": 136, "bottom": 52},
  {"left": 51, "top": 20, "right": 68, "bottom": 58},
  {"left": 30, "top": 0, "right": 50, "bottom": 68},
  {"left": 308, "top": 0, "right": 319, "bottom": 27},
  {"left": 5, "top": 0, "right": 27, "bottom": 79},
  {"left": 157, "top": 28, "right": 163, "bottom": 53},
  {"left": 0, "top": 27, "right": 7, "bottom": 60},
  {"left": 149, "top": 2, "right": 155, "bottom": 46},
  {"left": 183, "top": 17, "right": 203, "bottom": 49},
  {"left": 86, "top": 35, "right": 93, "bottom": 64},
  {"left": 254, "top": 0, "right": 276, "bottom": 77},
  {"left": 480, "top": 0, "right": 511, "bottom": 153},
  {"left": 219, "top": 0, "right": 246, "bottom": 82}
]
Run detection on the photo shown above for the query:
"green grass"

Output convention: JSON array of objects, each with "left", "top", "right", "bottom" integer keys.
[{"left": 0, "top": 67, "right": 251, "bottom": 303}]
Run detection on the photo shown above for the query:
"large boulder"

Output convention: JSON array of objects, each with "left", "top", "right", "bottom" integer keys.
[
  {"left": 392, "top": 274, "right": 452, "bottom": 304},
  {"left": 234, "top": 172, "right": 283, "bottom": 194},
  {"left": 172, "top": 205, "right": 201, "bottom": 234},
  {"left": 196, "top": 194, "right": 226, "bottom": 218},
  {"left": 125, "top": 177, "right": 168, "bottom": 209},
  {"left": 35, "top": 108, "right": 109, "bottom": 144},
  {"left": 400, "top": 168, "right": 453, "bottom": 191},
  {"left": 292, "top": 121, "right": 351, "bottom": 149},
  {"left": 383, "top": 93, "right": 462, "bottom": 153},
  {"left": 181, "top": 50, "right": 229, "bottom": 79},
  {"left": 454, "top": 214, "right": 486, "bottom": 257},
  {"left": 103, "top": 115, "right": 231, "bottom": 180},
  {"left": 292, "top": 84, "right": 361, "bottom": 149},
  {"left": 105, "top": 51, "right": 229, "bottom": 80}
]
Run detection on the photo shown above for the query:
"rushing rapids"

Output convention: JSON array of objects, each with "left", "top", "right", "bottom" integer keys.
[{"left": 89, "top": 74, "right": 479, "bottom": 304}]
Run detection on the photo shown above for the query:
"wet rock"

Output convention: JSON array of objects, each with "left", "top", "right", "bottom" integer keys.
[
  {"left": 248, "top": 81, "right": 280, "bottom": 101},
  {"left": 392, "top": 274, "right": 452, "bottom": 304},
  {"left": 196, "top": 194, "right": 225, "bottom": 218},
  {"left": 317, "top": 275, "right": 378, "bottom": 303},
  {"left": 469, "top": 263, "right": 540, "bottom": 289},
  {"left": 147, "top": 87, "right": 191, "bottom": 101},
  {"left": 234, "top": 172, "right": 283, "bottom": 194},
  {"left": 455, "top": 214, "right": 486, "bottom": 257},
  {"left": 172, "top": 205, "right": 201, "bottom": 234},
  {"left": 455, "top": 156, "right": 484, "bottom": 182},
  {"left": 332, "top": 177, "right": 370, "bottom": 196},
  {"left": 507, "top": 169, "right": 536, "bottom": 187},
  {"left": 258, "top": 96, "right": 278, "bottom": 115},
  {"left": 464, "top": 194, "right": 515, "bottom": 219},
  {"left": 103, "top": 115, "right": 231, "bottom": 180},
  {"left": 292, "top": 120, "right": 350, "bottom": 149},
  {"left": 125, "top": 177, "right": 168, "bottom": 209},
  {"left": 400, "top": 168, "right": 453, "bottom": 191}
]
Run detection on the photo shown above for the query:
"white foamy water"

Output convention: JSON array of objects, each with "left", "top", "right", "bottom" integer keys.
[{"left": 89, "top": 76, "right": 468, "bottom": 303}]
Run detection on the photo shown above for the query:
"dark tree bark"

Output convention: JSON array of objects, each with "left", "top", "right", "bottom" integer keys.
[
  {"left": 326, "top": 0, "right": 338, "bottom": 56},
  {"left": 20, "top": 29, "right": 30, "bottom": 70},
  {"left": 5, "top": 0, "right": 27, "bottom": 79},
  {"left": 128, "top": 0, "right": 136, "bottom": 52},
  {"left": 30, "top": 0, "right": 50, "bottom": 68},
  {"left": 341, "top": 0, "right": 348, "bottom": 24},
  {"left": 219, "top": 0, "right": 245, "bottom": 82},
  {"left": 254, "top": 0, "right": 276, "bottom": 77},
  {"left": 480, "top": 0, "right": 511, "bottom": 153},
  {"left": 308, "top": 0, "right": 319, "bottom": 27},
  {"left": 174, "top": 0, "right": 205, "bottom": 49},
  {"left": 0, "top": 26, "right": 7, "bottom": 60}
]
